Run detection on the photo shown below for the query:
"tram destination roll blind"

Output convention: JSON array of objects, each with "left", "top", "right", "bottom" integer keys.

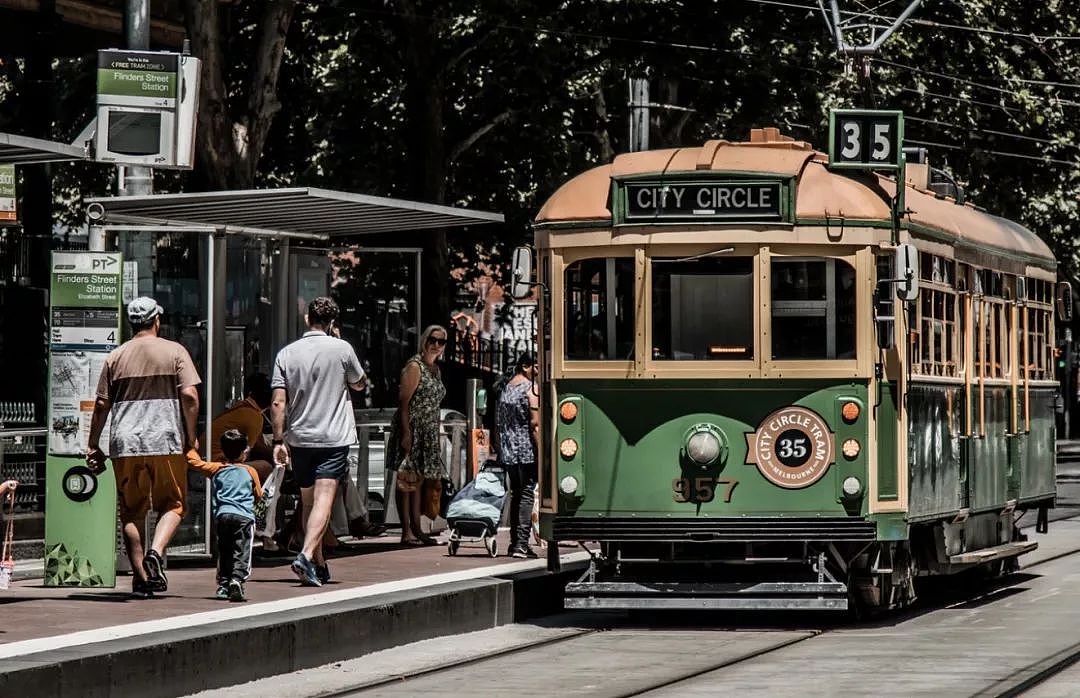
[{"left": 624, "top": 181, "right": 783, "bottom": 222}]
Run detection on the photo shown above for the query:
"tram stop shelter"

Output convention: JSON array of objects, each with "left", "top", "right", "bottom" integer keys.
[{"left": 86, "top": 187, "right": 503, "bottom": 554}]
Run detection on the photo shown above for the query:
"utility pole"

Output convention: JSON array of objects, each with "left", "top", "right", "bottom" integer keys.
[{"left": 117, "top": 0, "right": 154, "bottom": 296}]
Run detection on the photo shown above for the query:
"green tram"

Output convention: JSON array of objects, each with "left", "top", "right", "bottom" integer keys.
[{"left": 511, "top": 128, "right": 1068, "bottom": 612}]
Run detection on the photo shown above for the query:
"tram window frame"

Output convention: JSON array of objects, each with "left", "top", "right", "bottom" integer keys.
[
  {"left": 913, "top": 254, "right": 959, "bottom": 378},
  {"left": 769, "top": 256, "right": 857, "bottom": 361},
  {"left": 562, "top": 256, "right": 636, "bottom": 362},
  {"left": 650, "top": 255, "right": 756, "bottom": 362},
  {"left": 1020, "top": 276, "right": 1054, "bottom": 381}
]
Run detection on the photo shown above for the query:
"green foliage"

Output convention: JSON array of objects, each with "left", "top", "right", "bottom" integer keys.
[{"left": 14, "top": 1, "right": 1080, "bottom": 283}]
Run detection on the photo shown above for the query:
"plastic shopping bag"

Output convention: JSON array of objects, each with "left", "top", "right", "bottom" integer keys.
[
  {"left": 254, "top": 465, "right": 286, "bottom": 539},
  {"left": 0, "top": 492, "right": 14, "bottom": 590}
]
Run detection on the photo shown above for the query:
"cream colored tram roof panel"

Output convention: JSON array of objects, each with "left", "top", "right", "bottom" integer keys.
[{"left": 535, "top": 134, "right": 1055, "bottom": 266}]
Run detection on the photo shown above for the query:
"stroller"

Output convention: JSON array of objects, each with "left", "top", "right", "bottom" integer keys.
[{"left": 446, "top": 462, "right": 507, "bottom": 557}]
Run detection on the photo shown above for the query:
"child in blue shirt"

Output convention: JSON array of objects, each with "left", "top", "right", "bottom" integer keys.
[{"left": 187, "top": 429, "right": 263, "bottom": 601}]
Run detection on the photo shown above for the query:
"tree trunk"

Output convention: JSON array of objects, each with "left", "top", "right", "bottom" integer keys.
[
  {"left": 399, "top": 1, "right": 450, "bottom": 331},
  {"left": 182, "top": 0, "right": 296, "bottom": 190}
]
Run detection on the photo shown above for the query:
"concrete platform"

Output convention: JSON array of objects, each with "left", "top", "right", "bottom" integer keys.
[{"left": 0, "top": 532, "right": 588, "bottom": 698}]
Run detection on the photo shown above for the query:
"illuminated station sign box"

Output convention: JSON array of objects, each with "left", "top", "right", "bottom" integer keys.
[{"left": 94, "top": 49, "right": 201, "bottom": 169}]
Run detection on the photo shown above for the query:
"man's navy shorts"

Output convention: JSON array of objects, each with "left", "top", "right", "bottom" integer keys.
[{"left": 289, "top": 445, "right": 349, "bottom": 488}]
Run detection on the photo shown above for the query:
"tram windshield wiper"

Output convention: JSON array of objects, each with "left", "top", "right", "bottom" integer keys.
[{"left": 652, "top": 247, "right": 734, "bottom": 264}]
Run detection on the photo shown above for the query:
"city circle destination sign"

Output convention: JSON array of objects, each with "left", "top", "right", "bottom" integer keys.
[
  {"left": 97, "top": 50, "right": 178, "bottom": 106},
  {"left": 50, "top": 252, "right": 122, "bottom": 350},
  {"left": 622, "top": 180, "right": 785, "bottom": 223}
]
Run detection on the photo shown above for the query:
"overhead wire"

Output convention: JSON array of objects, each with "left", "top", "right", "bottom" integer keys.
[{"left": 338, "top": 1, "right": 1080, "bottom": 168}]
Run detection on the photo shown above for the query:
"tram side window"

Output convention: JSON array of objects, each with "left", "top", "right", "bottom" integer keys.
[
  {"left": 771, "top": 258, "right": 856, "bottom": 360},
  {"left": 564, "top": 258, "right": 635, "bottom": 360},
  {"left": 651, "top": 256, "right": 754, "bottom": 360}
]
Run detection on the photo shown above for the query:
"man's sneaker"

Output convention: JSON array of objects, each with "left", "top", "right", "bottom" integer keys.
[
  {"left": 215, "top": 583, "right": 229, "bottom": 600},
  {"left": 142, "top": 549, "right": 168, "bottom": 593},
  {"left": 511, "top": 546, "right": 539, "bottom": 560},
  {"left": 132, "top": 579, "right": 156, "bottom": 599},
  {"left": 315, "top": 562, "right": 330, "bottom": 585},
  {"left": 227, "top": 578, "right": 246, "bottom": 602},
  {"left": 291, "top": 553, "right": 322, "bottom": 587}
]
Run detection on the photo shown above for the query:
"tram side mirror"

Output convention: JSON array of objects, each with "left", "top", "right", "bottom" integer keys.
[
  {"left": 510, "top": 246, "right": 534, "bottom": 299},
  {"left": 895, "top": 243, "right": 919, "bottom": 301},
  {"left": 1057, "top": 281, "right": 1073, "bottom": 322}
]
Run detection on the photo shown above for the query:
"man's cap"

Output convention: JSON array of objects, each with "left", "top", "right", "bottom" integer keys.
[{"left": 127, "top": 297, "right": 163, "bottom": 324}]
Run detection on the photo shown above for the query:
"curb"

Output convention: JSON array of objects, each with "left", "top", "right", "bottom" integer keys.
[{"left": 0, "top": 562, "right": 584, "bottom": 698}]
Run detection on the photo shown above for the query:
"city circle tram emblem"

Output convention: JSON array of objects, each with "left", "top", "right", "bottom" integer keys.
[{"left": 745, "top": 406, "right": 835, "bottom": 489}]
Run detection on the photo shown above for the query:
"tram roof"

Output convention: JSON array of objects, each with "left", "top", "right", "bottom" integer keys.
[
  {"left": 87, "top": 187, "right": 504, "bottom": 240},
  {"left": 535, "top": 130, "right": 1055, "bottom": 267}
]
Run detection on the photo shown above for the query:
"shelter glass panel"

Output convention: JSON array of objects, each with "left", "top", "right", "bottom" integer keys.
[
  {"left": 564, "top": 258, "right": 635, "bottom": 361},
  {"left": 651, "top": 256, "right": 754, "bottom": 361},
  {"left": 770, "top": 257, "right": 856, "bottom": 360}
]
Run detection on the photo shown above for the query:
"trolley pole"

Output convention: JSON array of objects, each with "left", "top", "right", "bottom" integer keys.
[{"left": 629, "top": 78, "right": 650, "bottom": 152}]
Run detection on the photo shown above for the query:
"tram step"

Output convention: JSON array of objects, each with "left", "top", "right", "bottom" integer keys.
[
  {"left": 564, "top": 581, "right": 849, "bottom": 611},
  {"left": 948, "top": 540, "right": 1038, "bottom": 565}
]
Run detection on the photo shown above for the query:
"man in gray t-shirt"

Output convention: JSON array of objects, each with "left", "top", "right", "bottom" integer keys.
[{"left": 271, "top": 296, "right": 367, "bottom": 587}]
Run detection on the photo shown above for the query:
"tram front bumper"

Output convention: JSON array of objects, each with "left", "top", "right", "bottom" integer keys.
[{"left": 563, "top": 580, "right": 850, "bottom": 611}]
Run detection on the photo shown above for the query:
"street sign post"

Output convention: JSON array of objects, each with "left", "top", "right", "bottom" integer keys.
[
  {"left": 0, "top": 164, "right": 15, "bottom": 222},
  {"left": 44, "top": 251, "right": 122, "bottom": 588}
]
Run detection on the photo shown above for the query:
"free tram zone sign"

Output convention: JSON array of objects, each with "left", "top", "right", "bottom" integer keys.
[{"left": 619, "top": 180, "right": 788, "bottom": 224}]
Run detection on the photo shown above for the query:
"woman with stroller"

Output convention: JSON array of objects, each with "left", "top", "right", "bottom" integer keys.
[
  {"left": 495, "top": 354, "right": 539, "bottom": 559},
  {"left": 386, "top": 325, "right": 448, "bottom": 545}
]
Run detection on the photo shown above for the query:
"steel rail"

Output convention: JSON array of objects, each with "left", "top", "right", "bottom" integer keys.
[{"left": 318, "top": 627, "right": 599, "bottom": 697}]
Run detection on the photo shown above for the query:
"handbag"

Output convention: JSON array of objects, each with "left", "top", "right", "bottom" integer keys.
[
  {"left": 421, "top": 477, "right": 442, "bottom": 520},
  {"left": 0, "top": 489, "right": 15, "bottom": 590}
]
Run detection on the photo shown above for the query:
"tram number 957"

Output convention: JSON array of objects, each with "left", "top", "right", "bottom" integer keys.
[
  {"left": 673, "top": 477, "right": 738, "bottom": 504},
  {"left": 828, "top": 109, "right": 903, "bottom": 171}
]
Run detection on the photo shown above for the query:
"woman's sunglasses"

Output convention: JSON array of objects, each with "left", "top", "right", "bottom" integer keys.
[{"left": 427, "top": 336, "right": 447, "bottom": 346}]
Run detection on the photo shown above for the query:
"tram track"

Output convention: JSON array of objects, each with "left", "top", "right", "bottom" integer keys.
[
  {"left": 316, "top": 627, "right": 599, "bottom": 697},
  {"left": 325, "top": 520, "right": 1080, "bottom": 698}
]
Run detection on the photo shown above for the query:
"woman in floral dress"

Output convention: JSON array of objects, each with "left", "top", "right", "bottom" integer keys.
[{"left": 386, "top": 325, "right": 448, "bottom": 545}]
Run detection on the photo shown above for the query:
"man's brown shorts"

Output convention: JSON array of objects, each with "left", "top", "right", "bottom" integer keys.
[{"left": 112, "top": 454, "right": 187, "bottom": 525}]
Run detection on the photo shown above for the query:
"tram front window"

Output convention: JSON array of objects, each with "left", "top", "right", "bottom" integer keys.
[
  {"left": 771, "top": 257, "right": 856, "bottom": 360},
  {"left": 564, "top": 258, "right": 635, "bottom": 360},
  {"left": 651, "top": 256, "right": 754, "bottom": 360}
]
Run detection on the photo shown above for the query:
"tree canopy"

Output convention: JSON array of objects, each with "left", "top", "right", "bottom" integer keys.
[{"left": 10, "top": 0, "right": 1080, "bottom": 289}]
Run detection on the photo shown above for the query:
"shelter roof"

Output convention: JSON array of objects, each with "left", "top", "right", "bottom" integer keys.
[
  {"left": 535, "top": 129, "right": 1054, "bottom": 265},
  {"left": 0, "top": 133, "right": 88, "bottom": 165},
  {"left": 87, "top": 187, "right": 504, "bottom": 241}
]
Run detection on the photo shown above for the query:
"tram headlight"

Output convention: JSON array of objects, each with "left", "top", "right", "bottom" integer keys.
[
  {"left": 842, "top": 476, "right": 863, "bottom": 498},
  {"left": 841, "top": 439, "right": 861, "bottom": 460},
  {"left": 687, "top": 430, "right": 721, "bottom": 465},
  {"left": 841, "top": 401, "right": 861, "bottom": 424},
  {"left": 559, "top": 475, "right": 580, "bottom": 495},
  {"left": 559, "top": 401, "right": 578, "bottom": 423},
  {"left": 559, "top": 438, "right": 579, "bottom": 459}
]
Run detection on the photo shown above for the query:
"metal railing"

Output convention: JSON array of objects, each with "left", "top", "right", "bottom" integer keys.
[
  {"left": 445, "top": 329, "right": 521, "bottom": 377},
  {"left": 352, "top": 409, "right": 469, "bottom": 527},
  {"left": 0, "top": 426, "right": 46, "bottom": 512}
]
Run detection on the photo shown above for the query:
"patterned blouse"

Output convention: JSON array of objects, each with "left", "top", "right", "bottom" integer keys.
[
  {"left": 497, "top": 379, "right": 535, "bottom": 465},
  {"left": 386, "top": 355, "right": 447, "bottom": 480}
]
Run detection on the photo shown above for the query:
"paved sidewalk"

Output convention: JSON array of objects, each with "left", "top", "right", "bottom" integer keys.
[{"left": 0, "top": 531, "right": 538, "bottom": 645}]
